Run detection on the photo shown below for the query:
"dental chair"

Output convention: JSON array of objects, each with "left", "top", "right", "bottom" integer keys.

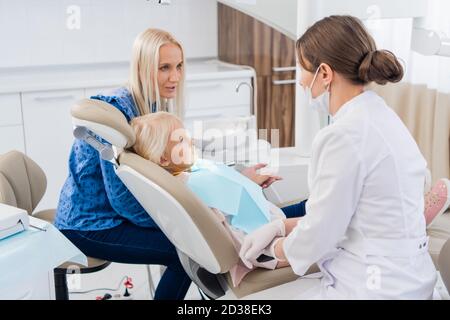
[
  {"left": 70, "top": 98, "right": 319, "bottom": 299},
  {"left": 0, "top": 150, "right": 111, "bottom": 300},
  {"left": 439, "top": 238, "right": 450, "bottom": 295},
  {"left": 427, "top": 212, "right": 450, "bottom": 268}
]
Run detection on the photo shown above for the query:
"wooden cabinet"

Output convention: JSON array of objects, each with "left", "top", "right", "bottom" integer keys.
[{"left": 218, "top": 3, "right": 296, "bottom": 147}]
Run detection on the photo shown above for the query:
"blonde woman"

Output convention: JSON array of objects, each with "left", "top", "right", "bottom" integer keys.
[{"left": 54, "top": 29, "right": 190, "bottom": 300}]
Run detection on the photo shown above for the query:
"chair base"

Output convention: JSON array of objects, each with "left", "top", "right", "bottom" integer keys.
[
  {"left": 54, "top": 272, "right": 70, "bottom": 300},
  {"left": 53, "top": 260, "right": 112, "bottom": 300}
]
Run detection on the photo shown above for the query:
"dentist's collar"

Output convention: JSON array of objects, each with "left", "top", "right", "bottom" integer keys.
[{"left": 331, "top": 90, "right": 374, "bottom": 122}]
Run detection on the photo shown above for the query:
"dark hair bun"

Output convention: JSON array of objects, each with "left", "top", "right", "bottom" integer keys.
[{"left": 358, "top": 50, "right": 404, "bottom": 85}]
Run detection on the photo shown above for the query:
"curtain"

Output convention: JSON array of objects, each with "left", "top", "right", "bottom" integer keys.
[
  {"left": 365, "top": 0, "right": 450, "bottom": 182},
  {"left": 370, "top": 83, "right": 450, "bottom": 181}
]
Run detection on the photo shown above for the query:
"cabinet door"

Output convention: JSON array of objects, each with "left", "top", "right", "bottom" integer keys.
[
  {"left": 84, "top": 86, "right": 120, "bottom": 98},
  {"left": 270, "top": 76, "right": 296, "bottom": 147},
  {"left": 22, "top": 89, "right": 84, "bottom": 211},
  {"left": 271, "top": 29, "right": 296, "bottom": 74},
  {"left": 218, "top": 3, "right": 296, "bottom": 147},
  {"left": 0, "top": 93, "right": 22, "bottom": 126},
  {"left": 185, "top": 78, "right": 251, "bottom": 111},
  {"left": 0, "top": 126, "right": 25, "bottom": 154},
  {"left": 0, "top": 93, "right": 25, "bottom": 154},
  {"left": 218, "top": 2, "right": 272, "bottom": 77},
  {"left": 270, "top": 30, "right": 296, "bottom": 147},
  {"left": 256, "top": 75, "right": 295, "bottom": 147}
]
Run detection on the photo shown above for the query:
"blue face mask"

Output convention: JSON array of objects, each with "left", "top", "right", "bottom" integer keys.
[{"left": 303, "top": 64, "right": 331, "bottom": 115}]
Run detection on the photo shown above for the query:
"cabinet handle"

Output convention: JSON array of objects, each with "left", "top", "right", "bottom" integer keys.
[
  {"left": 34, "top": 95, "right": 76, "bottom": 102},
  {"left": 272, "top": 79, "right": 296, "bottom": 85},
  {"left": 272, "top": 66, "right": 296, "bottom": 72}
]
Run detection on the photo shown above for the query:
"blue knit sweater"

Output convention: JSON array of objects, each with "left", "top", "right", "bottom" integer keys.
[{"left": 55, "top": 87, "right": 157, "bottom": 231}]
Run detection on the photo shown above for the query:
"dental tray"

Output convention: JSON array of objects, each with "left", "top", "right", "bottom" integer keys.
[{"left": 0, "top": 203, "right": 29, "bottom": 241}]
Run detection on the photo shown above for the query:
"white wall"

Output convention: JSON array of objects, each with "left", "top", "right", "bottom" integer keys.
[{"left": 0, "top": 0, "right": 218, "bottom": 68}]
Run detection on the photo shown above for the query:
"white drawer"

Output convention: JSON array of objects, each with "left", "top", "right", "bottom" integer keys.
[
  {"left": 0, "top": 93, "right": 22, "bottom": 126},
  {"left": 185, "top": 78, "right": 252, "bottom": 110},
  {"left": 184, "top": 104, "right": 250, "bottom": 120},
  {"left": 0, "top": 125, "right": 25, "bottom": 154}
]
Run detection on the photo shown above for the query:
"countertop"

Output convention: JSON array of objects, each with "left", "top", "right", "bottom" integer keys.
[{"left": 0, "top": 58, "right": 255, "bottom": 94}]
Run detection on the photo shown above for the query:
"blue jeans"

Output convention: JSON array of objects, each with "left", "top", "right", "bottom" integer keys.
[
  {"left": 61, "top": 223, "right": 191, "bottom": 300},
  {"left": 281, "top": 200, "right": 308, "bottom": 219}
]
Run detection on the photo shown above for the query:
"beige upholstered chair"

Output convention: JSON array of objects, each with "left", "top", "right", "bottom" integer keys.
[
  {"left": 70, "top": 98, "right": 319, "bottom": 299},
  {"left": 438, "top": 238, "right": 450, "bottom": 293},
  {"left": 428, "top": 213, "right": 450, "bottom": 268},
  {"left": 0, "top": 150, "right": 111, "bottom": 300}
]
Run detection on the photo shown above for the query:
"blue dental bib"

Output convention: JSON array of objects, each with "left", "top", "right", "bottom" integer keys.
[{"left": 186, "top": 160, "right": 270, "bottom": 234}]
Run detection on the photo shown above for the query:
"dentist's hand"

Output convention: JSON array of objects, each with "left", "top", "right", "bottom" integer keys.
[
  {"left": 239, "top": 219, "right": 286, "bottom": 269},
  {"left": 240, "top": 163, "right": 282, "bottom": 188}
]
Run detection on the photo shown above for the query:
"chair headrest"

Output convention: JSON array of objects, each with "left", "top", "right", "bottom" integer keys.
[
  {"left": 71, "top": 99, "right": 136, "bottom": 149},
  {"left": 0, "top": 151, "right": 46, "bottom": 214}
]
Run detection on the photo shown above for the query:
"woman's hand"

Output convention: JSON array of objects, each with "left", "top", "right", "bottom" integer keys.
[{"left": 240, "top": 163, "right": 282, "bottom": 188}]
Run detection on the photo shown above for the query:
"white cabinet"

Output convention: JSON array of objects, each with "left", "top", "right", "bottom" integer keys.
[
  {"left": 185, "top": 78, "right": 251, "bottom": 111},
  {"left": 84, "top": 86, "right": 119, "bottom": 98},
  {"left": 0, "top": 126, "right": 25, "bottom": 154},
  {"left": 21, "top": 89, "right": 84, "bottom": 211},
  {"left": 0, "top": 93, "right": 22, "bottom": 126},
  {"left": 184, "top": 75, "right": 255, "bottom": 163},
  {"left": 185, "top": 78, "right": 251, "bottom": 120},
  {"left": 0, "top": 93, "right": 25, "bottom": 154}
]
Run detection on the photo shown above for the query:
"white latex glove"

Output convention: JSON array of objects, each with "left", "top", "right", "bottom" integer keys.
[
  {"left": 239, "top": 219, "right": 286, "bottom": 269},
  {"left": 265, "top": 237, "right": 287, "bottom": 262}
]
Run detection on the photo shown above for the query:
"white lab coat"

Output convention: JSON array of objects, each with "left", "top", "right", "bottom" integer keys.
[{"left": 284, "top": 90, "right": 437, "bottom": 299}]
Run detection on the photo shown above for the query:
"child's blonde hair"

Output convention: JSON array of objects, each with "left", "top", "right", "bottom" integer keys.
[{"left": 130, "top": 112, "right": 183, "bottom": 164}]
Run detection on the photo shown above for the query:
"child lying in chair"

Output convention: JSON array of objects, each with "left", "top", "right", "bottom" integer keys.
[{"left": 130, "top": 112, "right": 290, "bottom": 286}]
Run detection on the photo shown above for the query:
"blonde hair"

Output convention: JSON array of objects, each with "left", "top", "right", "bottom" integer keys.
[
  {"left": 128, "top": 28, "right": 185, "bottom": 117},
  {"left": 130, "top": 112, "right": 183, "bottom": 164}
]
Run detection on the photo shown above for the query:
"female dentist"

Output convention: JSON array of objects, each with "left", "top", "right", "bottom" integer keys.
[{"left": 240, "top": 15, "right": 437, "bottom": 299}]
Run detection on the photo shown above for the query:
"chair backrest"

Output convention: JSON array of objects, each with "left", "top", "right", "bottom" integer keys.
[
  {"left": 438, "top": 237, "right": 450, "bottom": 293},
  {"left": 71, "top": 99, "right": 239, "bottom": 274},
  {"left": 0, "top": 151, "right": 46, "bottom": 214}
]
